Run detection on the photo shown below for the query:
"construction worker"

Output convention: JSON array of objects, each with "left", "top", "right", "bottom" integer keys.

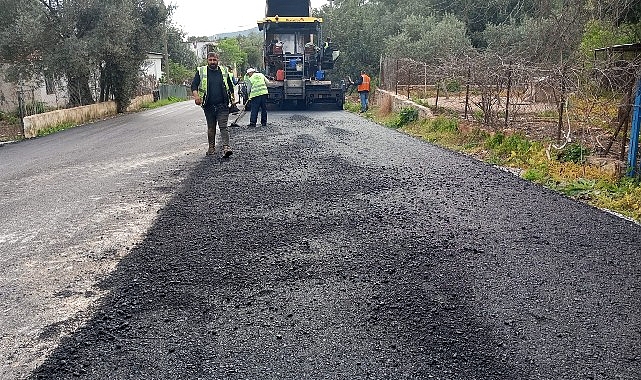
[
  {"left": 245, "top": 68, "right": 269, "bottom": 127},
  {"left": 191, "top": 52, "right": 234, "bottom": 157},
  {"left": 353, "top": 69, "right": 371, "bottom": 113}
]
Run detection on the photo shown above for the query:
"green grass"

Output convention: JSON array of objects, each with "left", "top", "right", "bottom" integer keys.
[
  {"left": 37, "top": 122, "right": 76, "bottom": 137},
  {"left": 139, "top": 96, "right": 187, "bottom": 109}
]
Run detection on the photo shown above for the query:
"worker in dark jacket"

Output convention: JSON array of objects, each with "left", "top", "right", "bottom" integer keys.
[{"left": 191, "top": 52, "right": 235, "bottom": 157}]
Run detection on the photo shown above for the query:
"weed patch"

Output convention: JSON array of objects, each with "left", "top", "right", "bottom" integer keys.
[
  {"left": 37, "top": 122, "right": 76, "bottom": 137},
  {"left": 140, "top": 96, "right": 186, "bottom": 109}
]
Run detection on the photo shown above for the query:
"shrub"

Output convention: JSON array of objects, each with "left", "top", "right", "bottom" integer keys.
[
  {"left": 485, "top": 132, "right": 505, "bottom": 149},
  {"left": 445, "top": 80, "right": 461, "bottom": 92},
  {"left": 399, "top": 107, "right": 418, "bottom": 124},
  {"left": 485, "top": 133, "right": 532, "bottom": 155},
  {"left": 523, "top": 167, "right": 547, "bottom": 182},
  {"left": 0, "top": 111, "right": 19, "bottom": 124},
  {"left": 430, "top": 116, "right": 458, "bottom": 133},
  {"left": 558, "top": 143, "right": 590, "bottom": 163},
  {"left": 389, "top": 107, "right": 419, "bottom": 129}
]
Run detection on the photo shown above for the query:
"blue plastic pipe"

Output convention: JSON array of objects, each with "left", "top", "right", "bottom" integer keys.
[{"left": 627, "top": 77, "right": 641, "bottom": 177}]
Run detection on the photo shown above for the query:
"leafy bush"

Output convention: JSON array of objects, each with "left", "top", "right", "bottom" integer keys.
[
  {"left": 522, "top": 167, "right": 546, "bottom": 182},
  {"left": 389, "top": 107, "right": 418, "bottom": 128},
  {"left": 21, "top": 102, "right": 48, "bottom": 115},
  {"left": 344, "top": 101, "right": 362, "bottom": 113},
  {"left": 485, "top": 132, "right": 505, "bottom": 149},
  {"left": 558, "top": 143, "right": 589, "bottom": 163},
  {"left": 430, "top": 116, "right": 458, "bottom": 132},
  {"left": 484, "top": 132, "right": 542, "bottom": 166},
  {"left": 445, "top": 80, "right": 461, "bottom": 92},
  {"left": 0, "top": 111, "right": 19, "bottom": 125},
  {"left": 485, "top": 133, "right": 532, "bottom": 155},
  {"left": 399, "top": 107, "right": 418, "bottom": 124}
]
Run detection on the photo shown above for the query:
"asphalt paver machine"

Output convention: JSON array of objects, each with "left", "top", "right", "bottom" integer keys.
[{"left": 258, "top": 0, "right": 345, "bottom": 109}]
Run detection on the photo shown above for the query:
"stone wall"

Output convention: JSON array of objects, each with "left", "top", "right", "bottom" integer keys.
[
  {"left": 22, "top": 94, "right": 153, "bottom": 138},
  {"left": 374, "top": 89, "right": 433, "bottom": 119}
]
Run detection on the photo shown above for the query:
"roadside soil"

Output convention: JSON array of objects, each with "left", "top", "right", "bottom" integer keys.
[{"left": 0, "top": 120, "right": 22, "bottom": 142}]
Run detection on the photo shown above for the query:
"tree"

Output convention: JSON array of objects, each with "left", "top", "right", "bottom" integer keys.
[
  {"left": 216, "top": 38, "right": 248, "bottom": 70},
  {"left": 317, "top": 0, "right": 391, "bottom": 79},
  {"left": 165, "top": 26, "right": 197, "bottom": 69},
  {"left": 165, "top": 61, "right": 193, "bottom": 85},
  {"left": 0, "top": 0, "right": 168, "bottom": 111},
  {"left": 236, "top": 33, "right": 263, "bottom": 71},
  {"left": 384, "top": 14, "right": 473, "bottom": 63},
  {"left": 0, "top": 1, "right": 55, "bottom": 84}
]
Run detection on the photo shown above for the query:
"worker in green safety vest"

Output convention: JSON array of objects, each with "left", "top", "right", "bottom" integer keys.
[
  {"left": 191, "top": 52, "right": 235, "bottom": 157},
  {"left": 245, "top": 67, "right": 269, "bottom": 128}
]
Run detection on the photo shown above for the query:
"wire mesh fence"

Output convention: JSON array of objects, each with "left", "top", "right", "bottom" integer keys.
[
  {"left": 379, "top": 54, "right": 641, "bottom": 160},
  {"left": 158, "top": 84, "right": 190, "bottom": 100}
]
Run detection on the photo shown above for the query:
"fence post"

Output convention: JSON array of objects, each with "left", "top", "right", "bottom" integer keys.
[
  {"left": 395, "top": 59, "right": 398, "bottom": 95},
  {"left": 17, "top": 89, "right": 25, "bottom": 131},
  {"left": 406, "top": 66, "right": 410, "bottom": 99},
  {"left": 465, "top": 67, "right": 471, "bottom": 119},
  {"left": 424, "top": 63, "right": 427, "bottom": 99},
  {"left": 557, "top": 69, "right": 566, "bottom": 144},
  {"left": 505, "top": 62, "right": 512, "bottom": 128}
]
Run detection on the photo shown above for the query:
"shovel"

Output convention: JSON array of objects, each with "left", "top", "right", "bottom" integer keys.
[{"left": 229, "top": 100, "right": 250, "bottom": 128}]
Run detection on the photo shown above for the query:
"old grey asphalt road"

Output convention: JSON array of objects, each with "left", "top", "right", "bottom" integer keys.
[{"left": 0, "top": 101, "right": 639, "bottom": 379}]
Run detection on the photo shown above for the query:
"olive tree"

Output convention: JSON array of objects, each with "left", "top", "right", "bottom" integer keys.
[{"left": 0, "top": 0, "right": 168, "bottom": 111}]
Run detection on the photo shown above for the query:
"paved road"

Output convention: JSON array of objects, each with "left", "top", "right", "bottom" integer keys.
[{"left": 0, "top": 102, "right": 639, "bottom": 379}]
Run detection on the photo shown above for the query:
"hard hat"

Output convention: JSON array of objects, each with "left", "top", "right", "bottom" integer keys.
[{"left": 246, "top": 68, "right": 256, "bottom": 74}]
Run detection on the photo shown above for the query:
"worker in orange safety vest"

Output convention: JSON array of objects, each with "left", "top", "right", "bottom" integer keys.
[{"left": 354, "top": 70, "right": 371, "bottom": 113}]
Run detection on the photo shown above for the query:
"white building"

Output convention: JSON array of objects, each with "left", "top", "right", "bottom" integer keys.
[
  {"left": 0, "top": 52, "right": 164, "bottom": 113},
  {"left": 187, "top": 41, "right": 218, "bottom": 61},
  {"left": 142, "top": 52, "right": 163, "bottom": 82},
  {"left": 0, "top": 65, "right": 69, "bottom": 113}
]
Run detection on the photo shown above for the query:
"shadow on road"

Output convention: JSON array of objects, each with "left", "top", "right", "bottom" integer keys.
[{"left": 29, "top": 141, "right": 531, "bottom": 378}]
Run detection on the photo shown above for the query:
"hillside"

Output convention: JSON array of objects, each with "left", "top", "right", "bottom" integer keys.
[{"left": 213, "top": 27, "right": 260, "bottom": 39}]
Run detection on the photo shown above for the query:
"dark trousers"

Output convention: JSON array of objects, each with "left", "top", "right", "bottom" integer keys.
[
  {"left": 249, "top": 94, "right": 267, "bottom": 126},
  {"left": 203, "top": 105, "right": 230, "bottom": 146}
]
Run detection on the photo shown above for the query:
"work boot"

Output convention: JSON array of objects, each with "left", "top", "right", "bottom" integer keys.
[
  {"left": 206, "top": 144, "right": 216, "bottom": 156},
  {"left": 222, "top": 145, "right": 233, "bottom": 157}
]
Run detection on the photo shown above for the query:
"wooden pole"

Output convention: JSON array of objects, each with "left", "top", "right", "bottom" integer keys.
[
  {"left": 464, "top": 67, "right": 471, "bottom": 119},
  {"left": 505, "top": 63, "right": 512, "bottom": 128}
]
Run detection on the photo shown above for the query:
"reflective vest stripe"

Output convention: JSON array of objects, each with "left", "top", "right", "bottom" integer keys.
[
  {"left": 197, "top": 65, "right": 231, "bottom": 99},
  {"left": 357, "top": 74, "right": 370, "bottom": 92}
]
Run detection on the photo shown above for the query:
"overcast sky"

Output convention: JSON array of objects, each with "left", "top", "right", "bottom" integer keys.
[{"left": 169, "top": 0, "right": 330, "bottom": 38}]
